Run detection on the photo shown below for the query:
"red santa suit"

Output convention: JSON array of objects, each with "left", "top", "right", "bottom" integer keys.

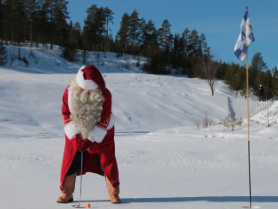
[{"left": 60, "top": 65, "right": 120, "bottom": 190}]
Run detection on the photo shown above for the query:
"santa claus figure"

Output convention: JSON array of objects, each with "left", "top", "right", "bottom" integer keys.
[{"left": 57, "top": 65, "right": 120, "bottom": 204}]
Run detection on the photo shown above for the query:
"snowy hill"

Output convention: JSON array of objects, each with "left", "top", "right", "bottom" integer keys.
[{"left": 0, "top": 45, "right": 277, "bottom": 209}]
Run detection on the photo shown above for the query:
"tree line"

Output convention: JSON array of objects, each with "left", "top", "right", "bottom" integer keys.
[
  {"left": 0, "top": 1, "right": 277, "bottom": 98},
  {"left": 218, "top": 52, "right": 278, "bottom": 99}
]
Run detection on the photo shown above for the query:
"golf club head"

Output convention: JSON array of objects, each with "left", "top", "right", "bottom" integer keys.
[{"left": 72, "top": 204, "right": 82, "bottom": 208}]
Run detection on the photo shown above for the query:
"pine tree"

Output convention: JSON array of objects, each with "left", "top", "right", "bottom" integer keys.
[
  {"left": 199, "top": 33, "right": 210, "bottom": 58},
  {"left": 24, "top": 0, "right": 39, "bottom": 46},
  {"left": 250, "top": 51, "right": 268, "bottom": 90},
  {"left": 35, "top": 1, "right": 50, "bottom": 48},
  {"left": 129, "top": 9, "right": 140, "bottom": 53},
  {"left": 182, "top": 28, "right": 190, "bottom": 57},
  {"left": 138, "top": 17, "right": 146, "bottom": 51},
  {"left": 81, "top": 49, "right": 89, "bottom": 64},
  {"left": 224, "top": 64, "right": 246, "bottom": 97},
  {"left": 63, "top": 20, "right": 77, "bottom": 62},
  {"left": 143, "top": 36, "right": 168, "bottom": 74},
  {"left": 5, "top": 0, "right": 26, "bottom": 45},
  {"left": 104, "top": 7, "right": 114, "bottom": 52},
  {"left": 251, "top": 52, "right": 268, "bottom": 71},
  {"left": 62, "top": 45, "right": 77, "bottom": 62},
  {"left": 272, "top": 67, "right": 278, "bottom": 97},
  {"left": 53, "top": 0, "right": 69, "bottom": 49},
  {"left": 73, "top": 21, "right": 81, "bottom": 48},
  {"left": 158, "top": 19, "right": 171, "bottom": 51},
  {"left": 264, "top": 70, "right": 273, "bottom": 99},
  {"left": 82, "top": 4, "right": 106, "bottom": 51},
  {"left": 0, "top": 0, "right": 5, "bottom": 44},
  {"left": 44, "top": 0, "right": 57, "bottom": 49},
  {"left": 116, "top": 12, "right": 129, "bottom": 53},
  {"left": 188, "top": 29, "right": 200, "bottom": 56},
  {"left": 215, "top": 61, "right": 228, "bottom": 80},
  {"left": 140, "top": 19, "right": 157, "bottom": 56},
  {"left": 233, "top": 66, "right": 245, "bottom": 97}
]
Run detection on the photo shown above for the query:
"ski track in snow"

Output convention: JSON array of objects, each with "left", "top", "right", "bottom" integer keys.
[{"left": 0, "top": 45, "right": 278, "bottom": 209}]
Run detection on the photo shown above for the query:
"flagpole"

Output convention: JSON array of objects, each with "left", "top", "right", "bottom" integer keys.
[{"left": 246, "top": 49, "right": 252, "bottom": 208}]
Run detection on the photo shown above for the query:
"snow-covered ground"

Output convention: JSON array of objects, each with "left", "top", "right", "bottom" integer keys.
[{"left": 0, "top": 45, "right": 277, "bottom": 209}]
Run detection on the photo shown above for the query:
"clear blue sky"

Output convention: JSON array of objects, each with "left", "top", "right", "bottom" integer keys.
[{"left": 67, "top": 0, "right": 278, "bottom": 70}]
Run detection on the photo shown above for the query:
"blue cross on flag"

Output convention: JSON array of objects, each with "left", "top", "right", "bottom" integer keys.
[{"left": 234, "top": 8, "right": 255, "bottom": 62}]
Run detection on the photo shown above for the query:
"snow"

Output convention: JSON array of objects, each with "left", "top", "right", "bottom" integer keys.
[{"left": 0, "top": 45, "right": 277, "bottom": 209}]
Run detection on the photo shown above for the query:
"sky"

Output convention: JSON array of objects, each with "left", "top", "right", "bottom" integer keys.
[{"left": 67, "top": 0, "right": 278, "bottom": 70}]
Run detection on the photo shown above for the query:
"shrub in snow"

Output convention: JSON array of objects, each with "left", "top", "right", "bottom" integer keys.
[
  {"left": 136, "top": 58, "right": 140, "bottom": 67},
  {"left": 220, "top": 114, "right": 243, "bottom": 131},
  {"left": 194, "top": 113, "right": 216, "bottom": 130},
  {"left": 258, "top": 100, "right": 277, "bottom": 127},
  {"left": 21, "top": 57, "right": 29, "bottom": 67},
  {"left": 116, "top": 53, "right": 123, "bottom": 58},
  {"left": 81, "top": 50, "right": 89, "bottom": 64},
  {"left": 62, "top": 46, "right": 78, "bottom": 62},
  {"left": 0, "top": 44, "right": 8, "bottom": 65},
  {"left": 29, "top": 50, "right": 37, "bottom": 60}
]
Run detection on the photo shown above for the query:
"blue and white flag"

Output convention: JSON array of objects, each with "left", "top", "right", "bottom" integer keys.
[{"left": 234, "top": 8, "right": 255, "bottom": 62}]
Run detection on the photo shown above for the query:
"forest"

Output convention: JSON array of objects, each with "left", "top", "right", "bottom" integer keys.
[{"left": 0, "top": 0, "right": 277, "bottom": 99}]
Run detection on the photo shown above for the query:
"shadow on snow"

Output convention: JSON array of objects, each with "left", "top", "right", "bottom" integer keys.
[{"left": 77, "top": 196, "right": 278, "bottom": 204}]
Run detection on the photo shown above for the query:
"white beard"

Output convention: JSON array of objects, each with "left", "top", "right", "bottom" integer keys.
[{"left": 69, "top": 79, "right": 105, "bottom": 139}]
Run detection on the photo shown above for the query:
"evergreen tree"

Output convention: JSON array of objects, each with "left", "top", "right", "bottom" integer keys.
[
  {"left": 172, "top": 33, "right": 185, "bottom": 68},
  {"left": 249, "top": 51, "right": 268, "bottom": 91},
  {"left": 233, "top": 66, "right": 245, "bottom": 97},
  {"left": 158, "top": 19, "right": 171, "bottom": 51},
  {"left": 104, "top": 6, "right": 114, "bottom": 52},
  {"left": 187, "top": 55, "right": 203, "bottom": 78},
  {"left": 116, "top": 12, "right": 129, "bottom": 53},
  {"left": 172, "top": 33, "right": 180, "bottom": 55},
  {"left": 199, "top": 33, "right": 210, "bottom": 58},
  {"left": 215, "top": 61, "right": 228, "bottom": 79},
  {"left": 140, "top": 19, "right": 157, "bottom": 56},
  {"left": 63, "top": 19, "right": 79, "bottom": 62},
  {"left": 138, "top": 17, "right": 146, "bottom": 51},
  {"left": 53, "top": 0, "right": 69, "bottom": 49},
  {"left": 44, "top": 0, "right": 57, "bottom": 49},
  {"left": 182, "top": 28, "right": 190, "bottom": 57},
  {"left": 82, "top": 4, "right": 106, "bottom": 51},
  {"left": 272, "top": 67, "right": 278, "bottom": 97},
  {"left": 62, "top": 45, "right": 77, "bottom": 62},
  {"left": 129, "top": 9, "right": 140, "bottom": 53},
  {"left": 81, "top": 49, "right": 89, "bottom": 64},
  {"left": 24, "top": 0, "right": 39, "bottom": 46},
  {"left": 224, "top": 63, "right": 246, "bottom": 96},
  {"left": 0, "top": 0, "right": 5, "bottom": 43},
  {"left": 5, "top": 0, "right": 26, "bottom": 45},
  {"left": 35, "top": 1, "right": 50, "bottom": 48},
  {"left": 188, "top": 29, "right": 200, "bottom": 56},
  {"left": 143, "top": 35, "right": 168, "bottom": 74},
  {"left": 251, "top": 51, "right": 268, "bottom": 71},
  {"left": 263, "top": 70, "right": 273, "bottom": 99},
  {"left": 253, "top": 70, "right": 272, "bottom": 99},
  {"left": 70, "top": 21, "right": 82, "bottom": 50}
]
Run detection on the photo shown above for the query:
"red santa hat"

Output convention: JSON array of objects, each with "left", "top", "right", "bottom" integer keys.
[{"left": 76, "top": 65, "right": 106, "bottom": 91}]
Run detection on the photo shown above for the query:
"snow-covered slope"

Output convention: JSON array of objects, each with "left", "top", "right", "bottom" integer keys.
[{"left": 0, "top": 45, "right": 277, "bottom": 209}]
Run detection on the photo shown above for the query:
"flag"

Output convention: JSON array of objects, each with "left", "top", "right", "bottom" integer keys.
[{"left": 234, "top": 8, "right": 255, "bottom": 62}]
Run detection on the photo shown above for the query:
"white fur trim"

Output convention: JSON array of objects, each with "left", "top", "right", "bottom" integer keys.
[
  {"left": 107, "top": 113, "right": 115, "bottom": 130},
  {"left": 88, "top": 126, "right": 107, "bottom": 143},
  {"left": 64, "top": 121, "right": 80, "bottom": 139},
  {"left": 76, "top": 66, "right": 99, "bottom": 90}
]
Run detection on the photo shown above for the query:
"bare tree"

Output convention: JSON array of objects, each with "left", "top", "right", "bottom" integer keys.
[{"left": 202, "top": 55, "right": 218, "bottom": 96}]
